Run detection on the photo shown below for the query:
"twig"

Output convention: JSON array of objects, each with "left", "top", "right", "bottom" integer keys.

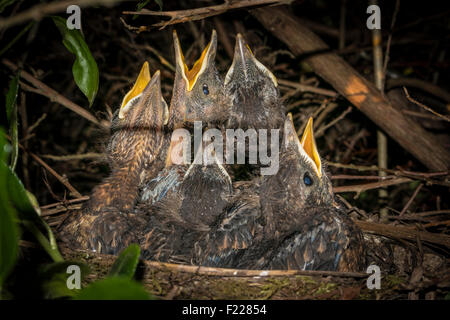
[
  {"left": 123, "top": 0, "right": 293, "bottom": 29},
  {"left": 381, "top": 0, "right": 400, "bottom": 93},
  {"left": 334, "top": 177, "right": 412, "bottom": 198},
  {"left": 403, "top": 87, "right": 450, "bottom": 122},
  {"left": 40, "top": 153, "right": 103, "bottom": 161},
  {"left": 399, "top": 183, "right": 423, "bottom": 216},
  {"left": 331, "top": 174, "right": 395, "bottom": 180},
  {"left": 4, "top": 131, "right": 82, "bottom": 197},
  {"left": 28, "top": 151, "right": 82, "bottom": 198},
  {"left": 278, "top": 79, "right": 338, "bottom": 97},
  {"left": 27, "top": 113, "right": 47, "bottom": 134},
  {"left": 315, "top": 106, "right": 352, "bottom": 137},
  {"left": 0, "top": 0, "right": 125, "bottom": 30},
  {"left": 370, "top": 0, "right": 389, "bottom": 221},
  {"left": 386, "top": 78, "right": 450, "bottom": 104},
  {"left": 2, "top": 59, "right": 107, "bottom": 129},
  {"left": 355, "top": 220, "right": 450, "bottom": 248}
]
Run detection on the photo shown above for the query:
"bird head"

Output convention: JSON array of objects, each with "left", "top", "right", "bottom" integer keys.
[
  {"left": 272, "top": 113, "right": 334, "bottom": 207},
  {"left": 108, "top": 62, "right": 169, "bottom": 168},
  {"left": 224, "top": 33, "right": 284, "bottom": 129},
  {"left": 169, "top": 30, "right": 228, "bottom": 128}
]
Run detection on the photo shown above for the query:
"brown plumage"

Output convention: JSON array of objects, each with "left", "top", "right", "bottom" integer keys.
[
  {"left": 193, "top": 115, "right": 365, "bottom": 272},
  {"left": 138, "top": 143, "right": 232, "bottom": 263},
  {"left": 58, "top": 66, "right": 168, "bottom": 254},
  {"left": 224, "top": 34, "right": 285, "bottom": 131}
]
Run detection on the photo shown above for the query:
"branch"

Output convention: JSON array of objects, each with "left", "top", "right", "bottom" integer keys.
[
  {"left": 0, "top": 0, "right": 125, "bottom": 30},
  {"left": 122, "top": 0, "right": 293, "bottom": 29},
  {"left": 355, "top": 220, "right": 450, "bottom": 248}
]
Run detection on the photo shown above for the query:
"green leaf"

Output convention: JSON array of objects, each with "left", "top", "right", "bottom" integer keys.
[
  {"left": 0, "top": 0, "right": 16, "bottom": 13},
  {"left": 74, "top": 277, "right": 150, "bottom": 300},
  {"left": 5, "top": 73, "right": 19, "bottom": 171},
  {"left": 154, "top": 0, "right": 163, "bottom": 10},
  {"left": 108, "top": 244, "right": 140, "bottom": 279},
  {"left": 133, "top": 0, "right": 162, "bottom": 19},
  {"left": 52, "top": 16, "right": 99, "bottom": 107},
  {"left": 3, "top": 160, "right": 63, "bottom": 262},
  {"left": 0, "top": 22, "right": 34, "bottom": 57},
  {"left": 0, "top": 129, "right": 20, "bottom": 290}
]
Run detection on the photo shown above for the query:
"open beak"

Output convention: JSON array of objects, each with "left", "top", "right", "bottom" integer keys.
[
  {"left": 119, "top": 61, "right": 151, "bottom": 119},
  {"left": 119, "top": 63, "right": 169, "bottom": 131},
  {"left": 225, "top": 33, "right": 277, "bottom": 87},
  {"left": 284, "top": 114, "right": 322, "bottom": 178},
  {"left": 300, "top": 117, "right": 322, "bottom": 178},
  {"left": 173, "top": 29, "right": 217, "bottom": 92}
]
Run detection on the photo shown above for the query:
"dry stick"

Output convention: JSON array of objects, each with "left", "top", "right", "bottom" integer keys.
[
  {"left": 334, "top": 177, "right": 412, "bottom": 198},
  {"left": 403, "top": 87, "right": 450, "bottom": 122},
  {"left": 41, "top": 204, "right": 83, "bottom": 217},
  {"left": 423, "top": 220, "right": 450, "bottom": 229},
  {"left": 277, "top": 79, "right": 338, "bottom": 97},
  {"left": 252, "top": 7, "right": 450, "bottom": 171},
  {"left": 4, "top": 131, "right": 82, "bottom": 197},
  {"left": 123, "top": 0, "right": 293, "bottom": 28},
  {"left": 315, "top": 106, "right": 352, "bottom": 138},
  {"left": 399, "top": 183, "right": 423, "bottom": 216},
  {"left": 386, "top": 78, "right": 450, "bottom": 103},
  {"left": 2, "top": 59, "right": 107, "bottom": 129},
  {"left": 143, "top": 261, "right": 367, "bottom": 278},
  {"left": 40, "top": 196, "right": 90, "bottom": 210},
  {"left": 355, "top": 220, "right": 450, "bottom": 248},
  {"left": 40, "top": 153, "right": 103, "bottom": 161},
  {"left": 371, "top": 0, "right": 390, "bottom": 221},
  {"left": 27, "top": 151, "right": 82, "bottom": 198},
  {"left": 0, "top": 0, "right": 125, "bottom": 30}
]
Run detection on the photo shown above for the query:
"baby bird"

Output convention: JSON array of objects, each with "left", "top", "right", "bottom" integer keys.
[
  {"left": 138, "top": 142, "right": 232, "bottom": 264},
  {"left": 195, "top": 115, "right": 365, "bottom": 272},
  {"left": 58, "top": 63, "right": 168, "bottom": 255},
  {"left": 224, "top": 34, "right": 285, "bottom": 130},
  {"left": 168, "top": 29, "right": 229, "bottom": 129},
  {"left": 140, "top": 29, "right": 230, "bottom": 202}
]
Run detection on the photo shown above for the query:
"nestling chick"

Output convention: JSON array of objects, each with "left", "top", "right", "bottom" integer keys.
[
  {"left": 195, "top": 115, "right": 365, "bottom": 271},
  {"left": 58, "top": 64, "right": 168, "bottom": 255},
  {"left": 225, "top": 34, "right": 285, "bottom": 130}
]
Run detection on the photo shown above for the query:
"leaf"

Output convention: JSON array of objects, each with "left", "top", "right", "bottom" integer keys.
[
  {"left": 5, "top": 73, "right": 19, "bottom": 170},
  {"left": 74, "top": 277, "right": 150, "bottom": 300},
  {"left": 52, "top": 16, "right": 99, "bottom": 107},
  {"left": 3, "top": 160, "right": 63, "bottom": 262},
  {"left": 108, "top": 244, "right": 140, "bottom": 279},
  {"left": 133, "top": 0, "right": 162, "bottom": 19},
  {"left": 154, "top": 0, "right": 163, "bottom": 10},
  {"left": 0, "top": 0, "right": 16, "bottom": 13},
  {"left": 0, "top": 129, "right": 20, "bottom": 289}
]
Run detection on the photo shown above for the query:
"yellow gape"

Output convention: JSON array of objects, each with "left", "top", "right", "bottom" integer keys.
[
  {"left": 119, "top": 61, "right": 151, "bottom": 119},
  {"left": 301, "top": 117, "right": 322, "bottom": 178},
  {"left": 174, "top": 30, "right": 215, "bottom": 91}
]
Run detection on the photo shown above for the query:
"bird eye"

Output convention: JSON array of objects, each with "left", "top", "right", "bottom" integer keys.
[
  {"left": 202, "top": 84, "right": 209, "bottom": 95},
  {"left": 303, "top": 172, "right": 313, "bottom": 186}
]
